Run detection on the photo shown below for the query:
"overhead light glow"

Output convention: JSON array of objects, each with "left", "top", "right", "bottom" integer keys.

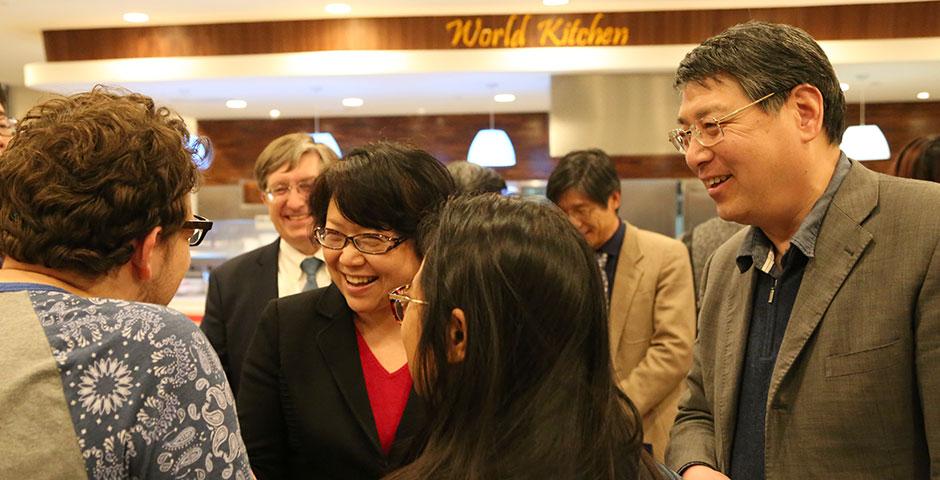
[
  {"left": 543, "top": 0, "right": 570, "bottom": 5},
  {"left": 342, "top": 97, "right": 364, "bottom": 108},
  {"left": 310, "top": 132, "right": 342, "bottom": 157},
  {"left": 840, "top": 125, "right": 891, "bottom": 161},
  {"left": 468, "top": 129, "right": 517, "bottom": 167},
  {"left": 269, "top": 109, "right": 281, "bottom": 119},
  {"left": 917, "top": 91, "right": 930, "bottom": 100},
  {"left": 494, "top": 93, "right": 517, "bottom": 103},
  {"left": 840, "top": 82, "right": 850, "bottom": 92},
  {"left": 225, "top": 99, "right": 248, "bottom": 109},
  {"left": 325, "top": 3, "right": 352, "bottom": 14},
  {"left": 122, "top": 12, "right": 150, "bottom": 23}
]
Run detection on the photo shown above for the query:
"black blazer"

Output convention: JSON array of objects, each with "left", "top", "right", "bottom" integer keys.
[
  {"left": 201, "top": 239, "right": 279, "bottom": 396},
  {"left": 237, "top": 284, "right": 426, "bottom": 480}
]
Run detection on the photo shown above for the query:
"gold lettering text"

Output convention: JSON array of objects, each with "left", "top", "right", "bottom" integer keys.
[
  {"left": 538, "top": 18, "right": 565, "bottom": 46},
  {"left": 510, "top": 15, "right": 530, "bottom": 47}
]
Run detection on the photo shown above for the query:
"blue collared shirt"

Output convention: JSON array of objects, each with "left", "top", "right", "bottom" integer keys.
[{"left": 729, "top": 153, "right": 851, "bottom": 480}]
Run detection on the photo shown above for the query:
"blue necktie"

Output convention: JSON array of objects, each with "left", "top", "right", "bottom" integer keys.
[{"left": 300, "top": 257, "right": 322, "bottom": 292}]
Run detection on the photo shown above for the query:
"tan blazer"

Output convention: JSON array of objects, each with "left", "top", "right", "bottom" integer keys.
[
  {"left": 666, "top": 162, "right": 940, "bottom": 479},
  {"left": 609, "top": 223, "right": 696, "bottom": 462}
]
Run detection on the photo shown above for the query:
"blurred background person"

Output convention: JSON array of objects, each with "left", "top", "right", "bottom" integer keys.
[
  {"left": 201, "top": 132, "right": 338, "bottom": 397},
  {"left": 547, "top": 149, "right": 695, "bottom": 462},
  {"left": 389, "top": 194, "right": 677, "bottom": 480},
  {"left": 446, "top": 160, "right": 506, "bottom": 195},
  {"left": 237, "top": 141, "right": 455, "bottom": 479},
  {"left": 680, "top": 217, "right": 743, "bottom": 310},
  {"left": 0, "top": 87, "right": 249, "bottom": 478},
  {"left": 892, "top": 134, "right": 940, "bottom": 182}
]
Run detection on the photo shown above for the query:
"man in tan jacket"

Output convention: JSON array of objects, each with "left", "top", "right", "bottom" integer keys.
[
  {"left": 665, "top": 22, "right": 940, "bottom": 479},
  {"left": 548, "top": 149, "right": 696, "bottom": 462}
]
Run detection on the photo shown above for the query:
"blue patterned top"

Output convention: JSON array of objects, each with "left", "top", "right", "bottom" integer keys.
[{"left": 3, "top": 283, "right": 252, "bottom": 479}]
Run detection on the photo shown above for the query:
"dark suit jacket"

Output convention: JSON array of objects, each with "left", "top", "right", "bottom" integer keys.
[
  {"left": 201, "top": 239, "right": 279, "bottom": 396},
  {"left": 237, "top": 284, "right": 425, "bottom": 480},
  {"left": 666, "top": 161, "right": 940, "bottom": 478}
]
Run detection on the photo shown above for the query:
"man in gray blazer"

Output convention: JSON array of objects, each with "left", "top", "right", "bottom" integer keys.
[
  {"left": 664, "top": 21, "right": 940, "bottom": 479},
  {"left": 201, "top": 133, "right": 337, "bottom": 396}
]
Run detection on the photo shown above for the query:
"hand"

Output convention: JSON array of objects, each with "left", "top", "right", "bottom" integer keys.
[{"left": 682, "top": 465, "right": 730, "bottom": 480}]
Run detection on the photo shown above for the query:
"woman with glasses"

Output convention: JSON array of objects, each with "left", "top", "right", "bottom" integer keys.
[
  {"left": 387, "top": 195, "right": 678, "bottom": 480},
  {"left": 237, "top": 141, "right": 455, "bottom": 479}
]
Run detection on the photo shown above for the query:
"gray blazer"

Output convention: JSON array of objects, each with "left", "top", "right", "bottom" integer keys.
[{"left": 666, "top": 161, "right": 940, "bottom": 479}]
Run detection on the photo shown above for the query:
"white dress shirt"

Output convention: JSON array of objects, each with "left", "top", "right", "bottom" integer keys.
[{"left": 277, "top": 239, "right": 331, "bottom": 297}]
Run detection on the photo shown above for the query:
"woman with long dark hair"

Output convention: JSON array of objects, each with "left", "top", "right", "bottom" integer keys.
[
  {"left": 387, "top": 195, "right": 675, "bottom": 480},
  {"left": 237, "top": 141, "right": 455, "bottom": 479}
]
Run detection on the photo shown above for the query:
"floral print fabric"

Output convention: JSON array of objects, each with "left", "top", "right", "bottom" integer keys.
[{"left": 29, "top": 288, "right": 252, "bottom": 479}]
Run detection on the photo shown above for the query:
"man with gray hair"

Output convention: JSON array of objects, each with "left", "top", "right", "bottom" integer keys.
[
  {"left": 201, "top": 133, "right": 338, "bottom": 396},
  {"left": 665, "top": 22, "right": 940, "bottom": 479}
]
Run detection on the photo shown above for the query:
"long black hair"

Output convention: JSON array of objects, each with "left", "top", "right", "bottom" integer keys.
[{"left": 387, "top": 194, "right": 657, "bottom": 480}]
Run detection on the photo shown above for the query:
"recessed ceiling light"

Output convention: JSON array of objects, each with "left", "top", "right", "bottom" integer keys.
[
  {"left": 494, "top": 93, "right": 516, "bottom": 103},
  {"left": 123, "top": 12, "right": 150, "bottom": 23},
  {"left": 840, "top": 82, "right": 850, "bottom": 92},
  {"left": 543, "top": 0, "right": 569, "bottom": 5},
  {"left": 917, "top": 91, "right": 930, "bottom": 100},
  {"left": 269, "top": 109, "right": 282, "bottom": 119},
  {"left": 342, "top": 97, "right": 364, "bottom": 108},
  {"left": 225, "top": 99, "right": 247, "bottom": 109},
  {"left": 325, "top": 3, "right": 352, "bottom": 14}
]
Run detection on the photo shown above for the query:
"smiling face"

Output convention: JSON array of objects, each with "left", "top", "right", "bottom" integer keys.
[
  {"left": 263, "top": 151, "right": 323, "bottom": 254},
  {"left": 555, "top": 188, "right": 621, "bottom": 250},
  {"left": 323, "top": 198, "right": 421, "bottom": 324},
  {"left": 678, "top": 76, "right": 804, "bottom": 229}
]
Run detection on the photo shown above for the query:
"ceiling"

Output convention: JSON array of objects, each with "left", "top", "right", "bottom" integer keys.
[{"left": 2, "top": 0, "right": 938, "bottom": 119}]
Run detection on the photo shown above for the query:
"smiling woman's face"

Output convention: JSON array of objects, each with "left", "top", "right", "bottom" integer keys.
[{"left": 322, "top": 198, "right": 421, "bottom": 323}]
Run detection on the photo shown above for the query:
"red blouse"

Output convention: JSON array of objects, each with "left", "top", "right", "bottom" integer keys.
[{"left": 355, "top": 330, "right": 413, "bottom": 455}]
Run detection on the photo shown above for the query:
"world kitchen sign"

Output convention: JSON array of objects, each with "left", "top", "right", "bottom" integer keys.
[{"left": 445, "top": 13, "right": 630, "bottom": 48}]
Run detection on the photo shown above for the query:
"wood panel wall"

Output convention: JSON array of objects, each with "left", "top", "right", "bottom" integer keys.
[
  {"left": 198, "top": 100, "right": 937, "bottom": 190},
  {"left": 44, "top": 2, "right": 940, "bottom": 61}
]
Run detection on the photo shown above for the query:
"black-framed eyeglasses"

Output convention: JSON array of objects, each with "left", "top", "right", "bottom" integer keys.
[
  {"left": 182, "top": 215, "right": 213, "bottom": 247},
  {"left": 263, "top": 179, "right": 316, "bottom": 202},
  {"left": 0, "top": 117, "right": 16, "bottom": 137},
  {"left": 667, "top": 92, "right": 775, "bottom": 154},
  {"left": 313, "top": 226, "right": 405, "bottom": 255},
  {"left": 388, "top": 284, "right": 429, "bottom": 324}
]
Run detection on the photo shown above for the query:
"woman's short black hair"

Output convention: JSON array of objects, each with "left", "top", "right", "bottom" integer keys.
[
  {"left": 309, "top": 141, "right": 455, "bottom": 256},
  {"left": 391, "top": 194, "right": 651, "bottom": 480}
]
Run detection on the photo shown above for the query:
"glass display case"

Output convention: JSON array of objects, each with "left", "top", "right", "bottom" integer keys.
[{"left": 168, "top": 216, "right": 278, "bottom": 322}]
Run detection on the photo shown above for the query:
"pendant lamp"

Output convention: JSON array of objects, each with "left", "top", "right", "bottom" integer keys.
[
  {"left": 839, "top": 79, "right": 890, "bottom": 161},
  {"left": 308, "top": 111, "right": 342, "bottom": 157},
  {"left": 467, "top": 112, "right": 516, "bottom": 167}
]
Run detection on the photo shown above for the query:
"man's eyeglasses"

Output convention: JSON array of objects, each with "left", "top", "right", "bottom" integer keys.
[
  {"left": 0, "top": 117, "right": 17, "bottom": 137},
  {"left": 388, "top": 284, "right": 429, "bottom": 324},
  {"left": 313, "top": 226, "right": 405, "bottom": 255},
  {"left": 668, "top": 92, "right": 775, "bottom": 154},
  {"left": 263, "top": 180, "right": 315, "bottom": 202},
  {"left": 182, "top": 215, "right": 213, "bottom": 247}
]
